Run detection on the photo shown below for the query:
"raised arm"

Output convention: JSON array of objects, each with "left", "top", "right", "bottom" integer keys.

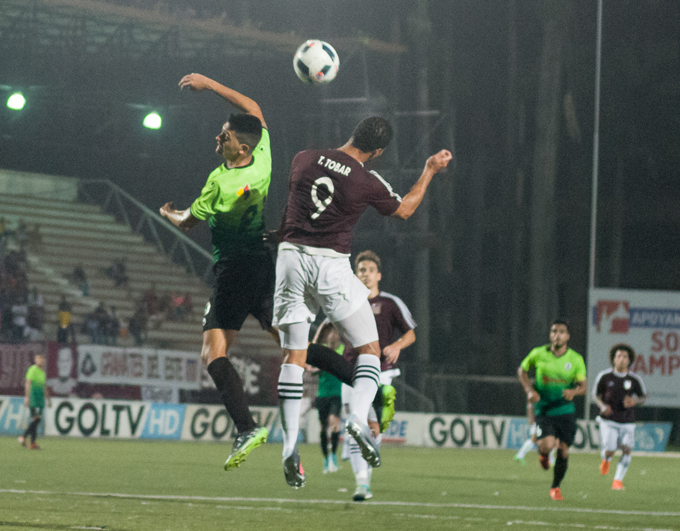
[
  {"left": 392, "top": 149, "right": 452, "bottom": 220},
  {"left": 159, "top": 202, "right": 201, "bottom": 232},
  {"left": 178, "top": 73, "right": 267, "bottom": 129}
]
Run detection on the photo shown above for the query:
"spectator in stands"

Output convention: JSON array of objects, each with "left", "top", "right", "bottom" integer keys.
[
  {"left": 106, "top": 306, "right": 121, "bottom": 346},
  {"left": 94, "top": 303, "right": 109, "bottom": 344},
  {"left": 82, "top": 310, "right": 100, "bottom": 345},
  {"left": 11, "top": 293, "right": 29, "bottom": 342},
  {"left": 57, "top": 295, "right": 74, "bottom": 344},
  {"left": 70, "top": 264, "right": 89, "bottom": 296},
  {"left": 26, "top": 288, "right": 44, "bottom": 341},
  {"left": 128, "top": 303, "right": 148, "bottom": 346},
  {"left": 143, "top": 282, "right": 159, "bottom": 316},
  {"left": 106, "top": 258, "right": 129, "bottom": 287},
  {"left": 170, "top": 292, "right": 185, "bottom": 321}
]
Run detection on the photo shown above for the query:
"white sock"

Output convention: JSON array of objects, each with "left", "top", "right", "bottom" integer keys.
[
  {"left": 614, "top": 454, "right": 631, "bottom": 481},
  {"left": 350, "top": 355, "right": 380, "bottom": 422},
  {"left": 516, "top": 437, "right": 537, "bottom": 459},
  {"left": 349, "top": 441, "right": 368, "bottom": 481},
  {"left": 278, "top": 364, "right": 304, "bottom": 458},
  {"left": 366, "top": 434, "right": 381, "bottom": 487}
]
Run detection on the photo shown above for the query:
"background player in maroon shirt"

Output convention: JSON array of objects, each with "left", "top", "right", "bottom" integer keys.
[
  {"left": 592, "top": 343, "right": 646, "bottom": 490},
  {"left": 343, "top": 250, "right": 416, "bottom": 501},
  {"left": 273, "top": 116, "right": 451, "bottom": 488}
]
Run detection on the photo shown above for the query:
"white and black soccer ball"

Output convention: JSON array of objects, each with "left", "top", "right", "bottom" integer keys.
[{"left": 293, "top": 40, "right": 340, "bottom": 85}]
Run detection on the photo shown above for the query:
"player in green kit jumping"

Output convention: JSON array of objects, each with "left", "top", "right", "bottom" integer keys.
[
  {"left": 160, "top": 73, "right": 273, "bottom": 471},
  {"left": 518, "top": 319, "right": 587, "bottom": 501},
  {"left": 19, "top": 354, "right": 51, "bottom": 449}
]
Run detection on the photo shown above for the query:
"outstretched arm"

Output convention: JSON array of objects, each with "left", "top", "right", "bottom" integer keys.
[
  {"left": 393, "top": 150, "right": 452, "bottom": 219},
  {"left": 178, "top": 73, "right": 267, "bottom": 129},
  {"left": 159, "top": 202, "right": 201, "bottom": 231}
]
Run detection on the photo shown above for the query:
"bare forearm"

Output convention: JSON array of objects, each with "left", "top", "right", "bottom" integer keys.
[
  {"left": 207, "top": 79, "right": 265, "bottom": 126},
  {"left": 574, "top": 380, "right": 588, "bottom": 396},
  {"left": 393, "top": 329, "right": 416, "bottom": 350},
  {"left": 393, "top": 169, "right": 435, "bottom": 219},
  {"left": 592, "top": 393, "right": 607, "bottom": 410},
  {"left": 518, "top": 368, "right": 532, "bottom": 393}
]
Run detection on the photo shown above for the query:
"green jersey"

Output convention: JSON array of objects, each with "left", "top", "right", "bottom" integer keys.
[
  {"left": 317, "top": 344, "right": 344, "bottom": 398},
  {"left": 520, "top": 345, "right": 586, "bottom": 417},
  {"left": 190, "top": 128, "right": 272, "bottom": 262},
  {"left": 25, "top": 364, "right": 46, "bottom": 409}
]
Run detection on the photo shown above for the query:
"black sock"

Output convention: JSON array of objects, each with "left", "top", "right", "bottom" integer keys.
[
  {"left": 306, "top": 343, "right": 353, "bottom": 386},
  {"left": 552, "top": 449, "right": 568, "bottom": 488},
  {"left": 331, "top": 431, "right": 340, "bottom": 454},
  {"left": 320, "top": 430, "right": 329, "bottom": 457},
  {"left": 207, "top": 357, "right": 256, "bottom": 434},
  {"left": 27, "top": 418, "right": 40, "bottom": 443}
]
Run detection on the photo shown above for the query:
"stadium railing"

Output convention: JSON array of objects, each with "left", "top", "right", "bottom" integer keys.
[{"left": 77, "top": 179, "right": 214, "bottom": 284}]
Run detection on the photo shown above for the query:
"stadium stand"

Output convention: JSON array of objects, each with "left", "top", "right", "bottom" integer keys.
[{"left": 0, "top": 176, "right": 278, "bottom": 356}]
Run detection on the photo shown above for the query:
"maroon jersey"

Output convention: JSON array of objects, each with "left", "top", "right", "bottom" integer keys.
[
  {"left": 279, "top": 149, "right": 402, "bottom": 254},
  {"left": 344, "top": 292, "right": 416, "bottom": 371},
  {"left": 593, "top": 368, "right": 646, "bottom": 424}
]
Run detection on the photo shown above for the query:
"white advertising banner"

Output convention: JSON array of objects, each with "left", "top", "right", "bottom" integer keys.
[
  {"left": 588, "top": 288, "right": 680, "bottom": 408},
  {"left": 77, "top": 345, "right": 201, "bottom": 390}
]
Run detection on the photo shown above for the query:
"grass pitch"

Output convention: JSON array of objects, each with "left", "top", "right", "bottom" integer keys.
[{"left": 1, "top": 436, "right": 678, "bottom": 531}]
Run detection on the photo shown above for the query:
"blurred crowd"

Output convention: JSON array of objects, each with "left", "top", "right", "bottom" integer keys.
[
  {"left": 0, "top": 218, "right": 45, "bottom": 343},
  {"left": 1, "top": 217, "right": 195, "bottom": 348}
]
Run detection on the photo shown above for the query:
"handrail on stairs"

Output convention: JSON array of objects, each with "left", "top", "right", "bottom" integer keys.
[{"left": 77, "top": 179, "right": 214, "bottom": 284}]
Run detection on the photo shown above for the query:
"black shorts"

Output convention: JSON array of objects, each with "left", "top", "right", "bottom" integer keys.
[
  {"left": 316, "top": 396, "right": 341, "bottom": 424},
  {"left": 203, "top": 251, "right": 275, "bottom": 332},
  {"left": 29, "top": 407, "right": 43, "bottom": 418},
  {"left": 535, "top": 413, "right": 577, "bottom": 446}
]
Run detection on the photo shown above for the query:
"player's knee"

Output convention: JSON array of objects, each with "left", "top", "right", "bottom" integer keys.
[
  {"left": 621, "top": 445, "right": 631, "bottom": 455},
  {"left": 358, "top": 341, "right": 380, "bottom": 357}
]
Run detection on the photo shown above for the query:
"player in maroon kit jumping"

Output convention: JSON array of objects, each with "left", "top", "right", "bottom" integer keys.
[{"left": 273, "top": 116, "right": 451, "bottom": 487}]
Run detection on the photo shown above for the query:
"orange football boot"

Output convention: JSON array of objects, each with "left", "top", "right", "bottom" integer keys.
[
  {"left": 549, "top": 487, "right": 563, "bottom": 501},
  {"left": 600, "top": 459, "right": 610, "bottom": 475},
  {"left": 612, "top": 480, "right": 625, "bottom": 490},
  {"left": 539, "top": 453, "right": 550, "bottom": 470}
]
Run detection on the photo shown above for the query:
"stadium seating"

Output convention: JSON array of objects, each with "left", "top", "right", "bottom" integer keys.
[{"left": 0, "top": 192, "right": 278, "bottom": 355}]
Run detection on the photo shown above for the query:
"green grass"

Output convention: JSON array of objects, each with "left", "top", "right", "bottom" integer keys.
[{"left": 1, "top": 437, "right": 678, "bottom": 531}]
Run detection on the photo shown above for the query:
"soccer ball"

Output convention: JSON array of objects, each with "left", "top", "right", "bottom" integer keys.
[{"left": 293, "top": 40, "right": 340, "bottom": 85}]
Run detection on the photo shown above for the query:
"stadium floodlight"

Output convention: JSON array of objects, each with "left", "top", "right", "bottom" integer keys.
[
  {"left": 7, "top": 92, "right": 26, "bottom": 110},
  {"left": 143, "top": 111, "right": 162, "bottom": 129}
]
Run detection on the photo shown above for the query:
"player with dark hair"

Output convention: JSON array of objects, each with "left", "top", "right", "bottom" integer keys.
[
  {"left": 592, "top": 343, "right": 646, "bottom": 490},
  {"left": 274, "top": 115, "right": 451, "bottom": 487},
  {"left": 19, "top": 353, "right": 51, "bottom": 449},
  {"left": 344, "top": 249, "right": 416, "bottom": 501},
  {"left": 518, "top": 319, "right": 587, "bottom": 501},
  {"left": 160, "top": 73, "right": 272, "bottom": 471},
  {"left": 309, "top": 321, "right": 344, "bottom": 474}
]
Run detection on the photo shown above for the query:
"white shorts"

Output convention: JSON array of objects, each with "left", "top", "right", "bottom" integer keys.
[
  {"left": 272, "top": 244, "right": 370, "bottom": 326},
  {"left": 599, "top": 418, "right": 635, "bottom": 452}
]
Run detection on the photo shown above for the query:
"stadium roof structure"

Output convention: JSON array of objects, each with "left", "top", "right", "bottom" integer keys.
[{"left": 0, "top": 0, "right": 406, "bottom": 61}]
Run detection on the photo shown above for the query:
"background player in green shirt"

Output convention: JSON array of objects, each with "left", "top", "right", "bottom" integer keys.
[
  {"left": 518, "top": 319, "right": 587, "bottom": 501},
  {"left": 160, "top": 73, "right": 273, "bottom": 471},
  {"left": 19, "top": 353, "right": 51, "bottom": 450},
  {"left": 310, "top": 321, "right": 344, "bottom": 474}
]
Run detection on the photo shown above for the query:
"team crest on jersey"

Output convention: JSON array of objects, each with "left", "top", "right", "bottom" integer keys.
[
  {"left": 237, "top": 184, "right": 250, "bottom": 198},
  {"left": 624, "top": 379, "right": 632, "bottom": 390},
  {"left": 371, "top": 302, "right": 382, "bottom": 315},
  {"left": 564, "top": 362, "right": 572, "bottom": 371}
]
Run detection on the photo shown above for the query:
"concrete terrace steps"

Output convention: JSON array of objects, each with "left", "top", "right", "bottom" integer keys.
[{"left": 4, "top": 192, "right": 230, "bottom": 352}]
